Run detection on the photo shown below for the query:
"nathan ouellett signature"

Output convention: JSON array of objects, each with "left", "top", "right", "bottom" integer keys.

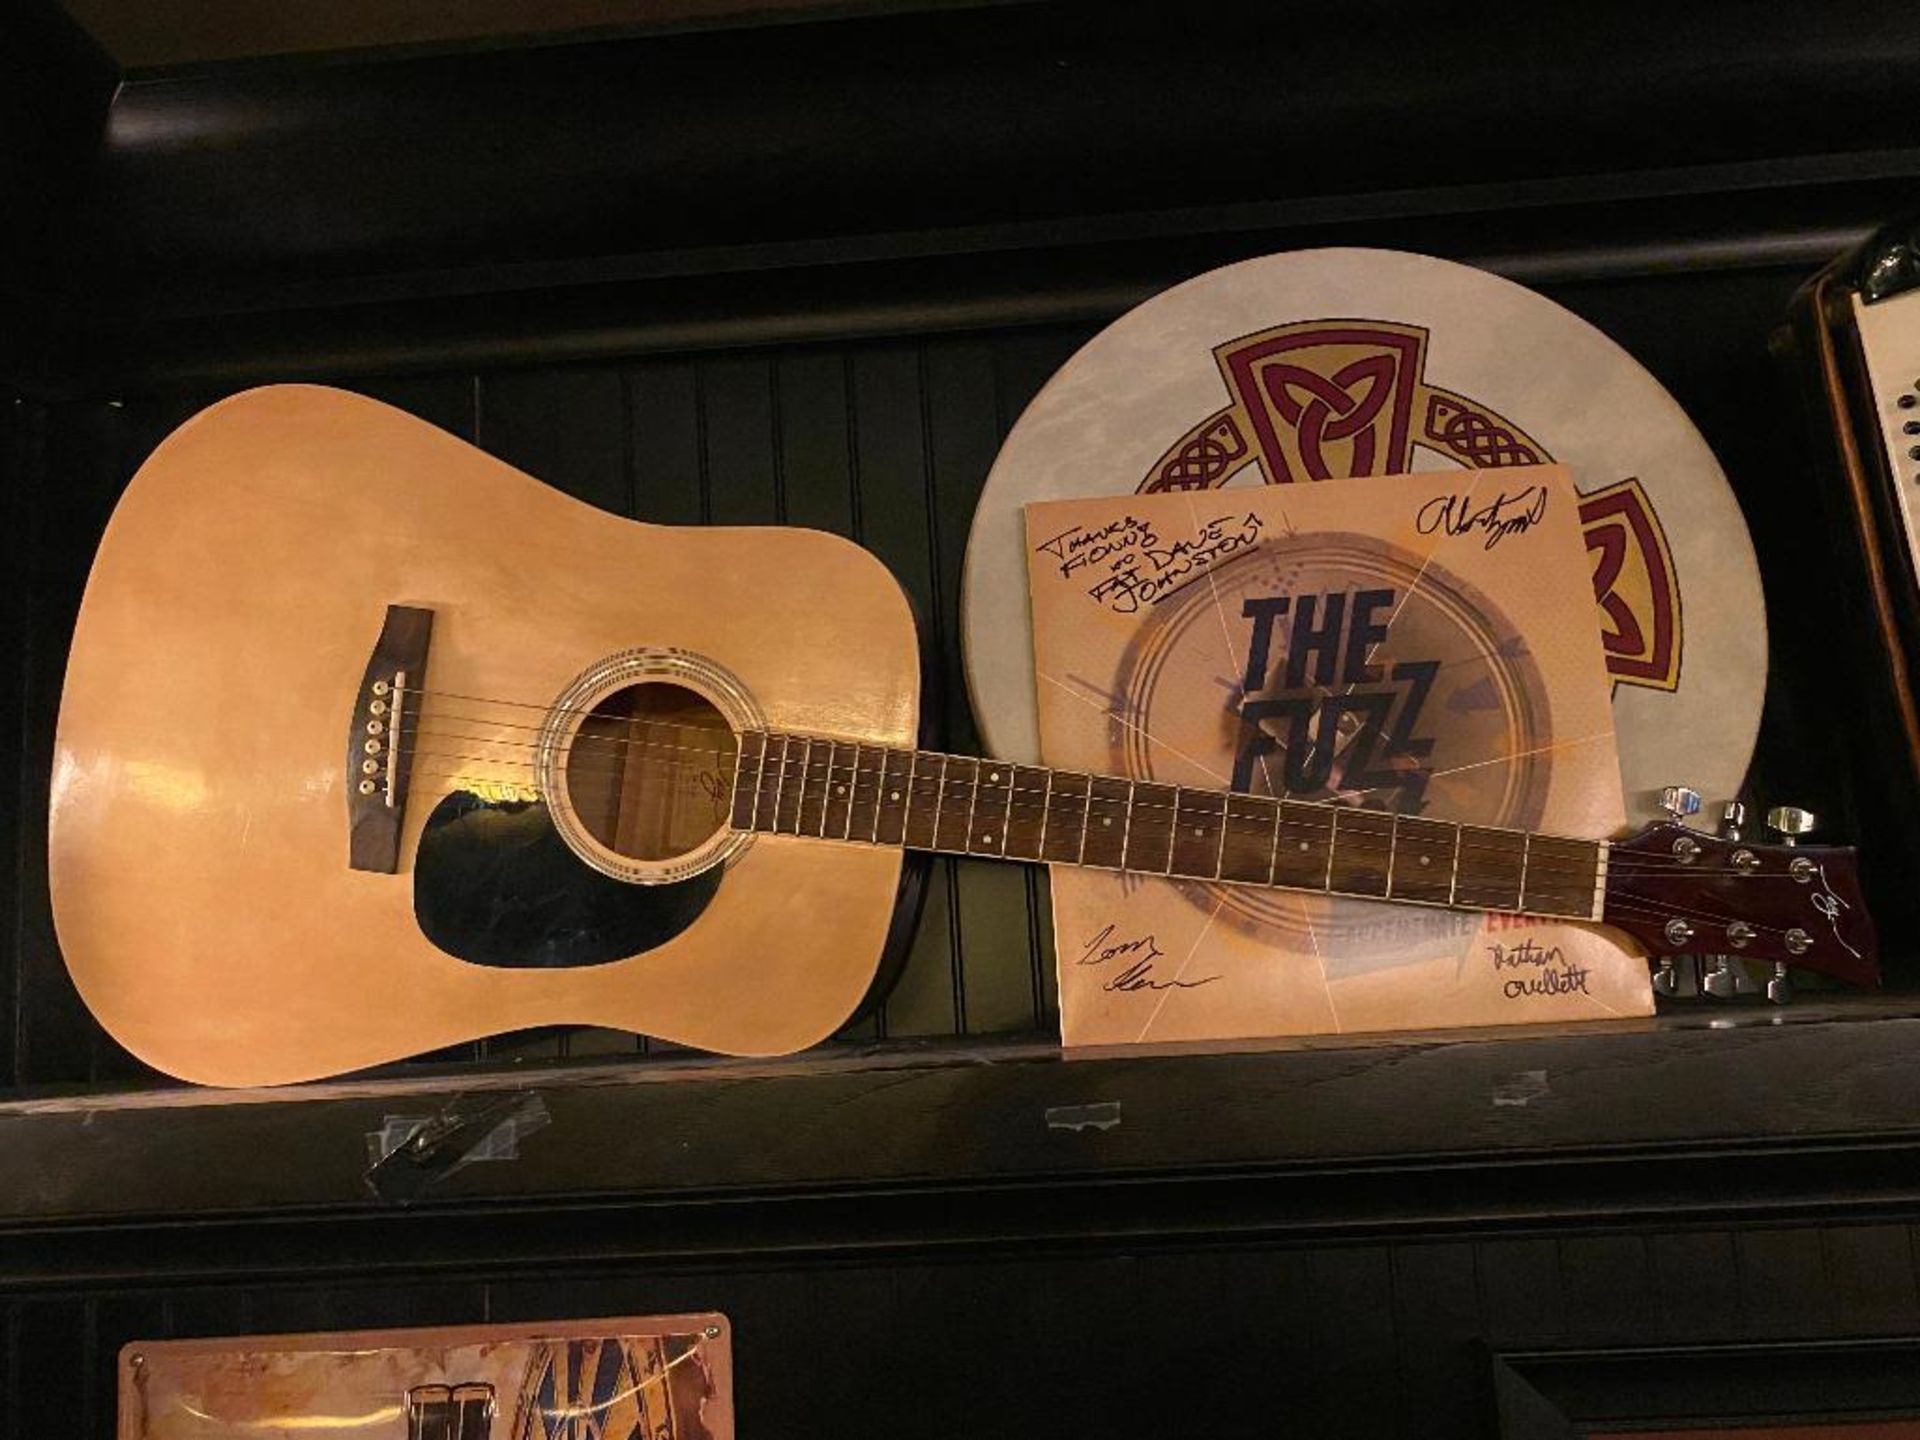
[
  {"left": 1415, "top": 484, "right": 1548, "bottom": 551},
  {"left": 1078, "top": 924, "right": 1221, "bottom": 994},
  {"left": 1486, "top": 937, "right": 1591, "bottom": 999}
]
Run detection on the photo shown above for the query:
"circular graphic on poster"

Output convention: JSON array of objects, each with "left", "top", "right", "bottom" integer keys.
[
  {"left": 1104, "top": 530, "right": 1550, "bottom": 948},
  {"left": 962, "top": 247, "right": 1765, "bottom": 825}
]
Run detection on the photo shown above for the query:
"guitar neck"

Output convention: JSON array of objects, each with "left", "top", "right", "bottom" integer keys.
[{"left": 728, "top": 731, "right": 1605, "bottom": 923}]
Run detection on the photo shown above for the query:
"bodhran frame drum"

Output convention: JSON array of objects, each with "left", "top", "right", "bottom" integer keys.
[{"left": 963, "top": 247, "right": 1767, "bottom": 829}]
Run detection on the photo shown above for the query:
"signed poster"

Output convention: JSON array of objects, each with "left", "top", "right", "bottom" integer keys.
[
  {"left": 119, "top": 1315, "right": 733, "bottom": 1440},
  {"left": 1025, "top": 465, "right": 1654, "bottom": 1047}
]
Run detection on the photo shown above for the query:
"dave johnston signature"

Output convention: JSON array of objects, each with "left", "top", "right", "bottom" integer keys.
[
  {"left": 1415, "top": 484, "right": 1548, "bottom": 551},
  {"left": 1077, "top": 924, "right": 1221, "bottom": 994}
]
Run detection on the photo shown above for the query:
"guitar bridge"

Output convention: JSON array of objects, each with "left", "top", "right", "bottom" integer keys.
[{"left": 347, "top": 604, "right": 434, "bottom": 873}]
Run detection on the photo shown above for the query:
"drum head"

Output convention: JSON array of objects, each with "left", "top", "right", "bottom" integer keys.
[{"left": 962, "top": 247, "right": 1765, "bottom": 823}]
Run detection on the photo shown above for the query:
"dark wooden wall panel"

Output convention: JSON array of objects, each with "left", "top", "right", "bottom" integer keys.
[
  {"left": 1823, "top": 1225, "right": 1920, "bottom": 1334},
  {"left": 2, "top": 1217, "right": 1919, "bottom": 1438},
  {"left": 0, "top": 398, "right": 27, "bottom": 1091},
  {"left": 628, "top": 364, "right": 705, "bottom": 527},
  {"left": 1649, "top": 1228, "right": 1742, "bottom": 1338}
]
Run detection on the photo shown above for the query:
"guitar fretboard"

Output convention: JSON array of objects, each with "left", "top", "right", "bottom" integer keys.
[{"left": 728, "top": 732, "right": 1604, "bottom": 922}]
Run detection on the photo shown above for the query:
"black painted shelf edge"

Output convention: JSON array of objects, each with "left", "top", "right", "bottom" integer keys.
[{"left": 3, "top": 993, "right": 1919, "bottom": 1240}]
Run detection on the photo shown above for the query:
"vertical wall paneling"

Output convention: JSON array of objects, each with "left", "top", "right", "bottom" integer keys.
[
  {"left": 350, "top": 375, "right": 480, "bottom": 443},
  {"left": 161, "top": 1286, "right": 256, "bottom": 1344},
  {"left": 1477, "top": 1236, "right": 1567, "bottom": 1346},
  {"left": 15, "top": 403, "right": 127, "bottom": 1084},
  {"left": 9, "top": 1298, "right": 90, "bottom": 1440},
  {"left": 1391, "top": 1243, "right": 1485, "bottom": 1433},
  {"left": 475, "top": 368, "right": 628, "bottom": 517},
  {"left": 699, "top": 357, "right": 779, "bottom": 527},
  {"left": 1559, "top": 1234, "right": 1654, "bottom": 1344},
  {"left": 1647, "top": 1228, "right": 1742, "bottom": 1340},
  {"left": 0, "top": 1301, "right": 16, "bottom": 1440},
  {"left": 0, "top": 1221, "right": 1917, "bottom": 1436},
  {"left": 0, "top": 397, "right": 27, "bottom": 1089},
  {"left": 1736, "top": 1227, "right": 1834, "bottom": 1337},
  {"left": 1306, "top": 1246, "right": 1400, "bottom": 1435},
  {"left": 774, "top": 353, "right": 855, "bottom": 540},
  {"left": 847, "top": 345, "right": 959, "bottom": 1038},
  {"left": 925, "top": 339, "right": 1042, "bottom": 1033},
  {"left": 1819, "top": 1224, "right": 1920, "bottom": 1334},
  {"left": 626, "top": 362, "right": 704, "bottom": 527}
]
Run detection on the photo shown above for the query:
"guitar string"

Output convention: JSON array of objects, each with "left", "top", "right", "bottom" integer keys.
[
  {"left": 388, "top": 696, "right": 1810, "bottom": 871},
  {"left": 398, "top": 756, "right": 1853, "bottom": 942},
  {"left": 395, "top": 743, "right": 1818, "bottom": 885},
  {"left": 385, "top": 691, "right": 1849, "bottom": 891},
  {"left": 393, "top": 762, "right": 1846, "bottom": 947},
  {"left": 390, "top": 713, "right": 1817, "bottom": 876},
  {"left": 393, "top": 779, "right": 1837, "bottom": 948},
  {"left": 396, "top": 755, "right": 1821, "bottom": 890},
  {"left": 400, "top": 722, "right": 1760, "bottom": 874}
]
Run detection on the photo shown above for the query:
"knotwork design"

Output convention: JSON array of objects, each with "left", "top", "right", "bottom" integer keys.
[
  {"left": 1131, "top": 317, "right": 1683, "bottom": 694},
  {"left": 1145, "top": 414, "right": 1249, "bottom": 492},
  {"left": 1424, "top": 392, "right": 1542, "bottom": 468},
  {"left": 1261, "top": 353, "right": 1399, "bottom": 480}
]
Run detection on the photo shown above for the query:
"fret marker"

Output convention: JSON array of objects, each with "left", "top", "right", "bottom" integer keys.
[
  {"left": 1193, "top": 827, "right": 1204, "bottom": 837},
  {"left": 982, "top": 833, "right": 995, "bottom": 844},
  {"left": 989, "top": 771, "right": 1000, "bottom": 782},
  {"left": 890, "top": 791, "right": 901, "bottom": 801},
  {"left": 1419, "top": 855, "right": 1431, "bottom": 866},
  {"left": 1102, "top": 817, "right": 1113, "bottom": 827},
  {"left": 1298, "top": 841, "right": 1308, "bottom": 852},
  {"left": 835, "top": 785, "right": 847, "bottom": 796}
]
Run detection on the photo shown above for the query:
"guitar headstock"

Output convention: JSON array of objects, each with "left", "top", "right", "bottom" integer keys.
[{"left": 1599, "top": 798, "right": 1879, "bottom": 992}]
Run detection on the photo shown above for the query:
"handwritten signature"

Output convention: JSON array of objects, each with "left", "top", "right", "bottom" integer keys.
[
  {"left": 1487, "top": 937, "right": 1590, "bottom": 998},
  {"left": 1035, "top": 514, "right": 1159, "bottom": 579},
  {"left": 1078, "top": 924, "right": 1220, "bottom": 994},
  {"left": 1812, "top": 866, "right": 1863, "bottom": 958},
  {"left": 1087, "top": 513, "right": 1265, "bottom": 614},
  {"left": 1415, "top": 485, "right": 1547, "bottom": 551}
]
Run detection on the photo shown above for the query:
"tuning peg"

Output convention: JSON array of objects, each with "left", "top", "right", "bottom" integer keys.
[
  {"left": 1719, "top": 801, "right": 1747, "bottom": 841},
  {"left": 1651, "top": 957, "right": 1680, "bottom": 997},
  {"left": 1767, "top": 961, "right": 1793, "bottom": 1005},
  {"left": 1765, "top": 806, "right": 1816, "bottom": 844},
  {"left": 1702, "top": 956, "right": 1739, "bottom": 998},
  {"left": 1661, "top": 786, "right": 1703, "bottom": 822}
]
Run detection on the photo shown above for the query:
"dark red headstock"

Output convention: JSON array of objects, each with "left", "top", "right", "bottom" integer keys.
[{"left": 1600, "top": 823, "right": 1879, "bottom": 988}]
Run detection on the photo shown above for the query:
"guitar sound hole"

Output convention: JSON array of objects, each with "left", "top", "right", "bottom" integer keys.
[{"left": 563, "top": 681, "right": 738, "bottom": 862}]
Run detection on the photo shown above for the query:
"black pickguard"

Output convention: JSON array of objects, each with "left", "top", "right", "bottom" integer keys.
[{"left": 413, "top": 790, "right": 720, "bottom": 969}]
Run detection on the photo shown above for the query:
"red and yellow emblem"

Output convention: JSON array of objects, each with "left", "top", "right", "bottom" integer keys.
[{"left": 1138, "top": 319, "right": 1681, "bottom": 691}]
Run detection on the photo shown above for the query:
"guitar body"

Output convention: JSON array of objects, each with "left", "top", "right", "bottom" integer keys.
[{"left": 50, "top": 386, "right": 919, "bottom": 1086}]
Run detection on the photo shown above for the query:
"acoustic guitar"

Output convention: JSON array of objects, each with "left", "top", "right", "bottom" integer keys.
[{"left": 50, "top": 387, "right": 1878, "bottom": 1086}]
